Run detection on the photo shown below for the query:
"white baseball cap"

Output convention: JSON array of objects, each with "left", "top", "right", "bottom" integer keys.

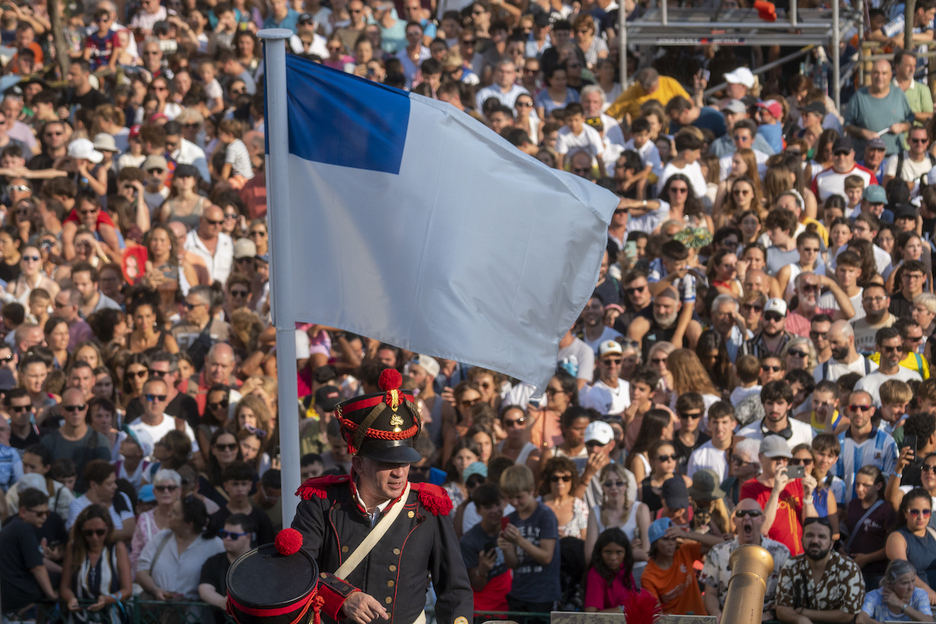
[
  {"left": 598, "top": 340, "right": 623, "bottom": 358},
  {"left": 765, "top": 298, "right": 788, "bottom": 316},
  {"left": 585, "top": 421, "right": 614, "bottom": 445},
  {"left": 724, "top": 67, "right": 755, "bottom": 89},
  {"left": 67, "top": 138, "right": 103, "bottom": 163}
]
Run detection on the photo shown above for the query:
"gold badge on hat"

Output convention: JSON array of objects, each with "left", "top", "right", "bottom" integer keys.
[{"left": 389, "top": 413, "right": 403, "bottom": 432}]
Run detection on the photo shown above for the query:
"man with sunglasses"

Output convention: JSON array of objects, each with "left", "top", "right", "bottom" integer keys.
[
  {"left": 126, "top": 352, "right": 200, "bottom": 429},
  {"left": 701, "top": 498, "right": 791, "bottom": 621},
  {"left": 582, "top": 340, "right": 630, "bottom": 416},
  {"left": 0, "top": 487, "right": 58, "bottom": 613},
  {"left": 40, "top": 388, "right": 110, "bottom": 493},
  {"left": 127, "top": 378, "right": 199, "bottom": 461},
  {"left": 868, "top": 318, "right": 930, "bottom": 380},
  {"left": 6, "top": 387, "right": 39, "bottom": 452},
  {"left": 199, "top": 513, "right": 256, "bottom": 624},
  {"left": 834, "top": 389, "right": 898, "bottom": 503},
  {"left": 184, "top": 205, "right": 234, "bottom": 285},
  {"left": 856, "top": 327, "right": 922, "bottom": 406},
  {"left": 883, "top": 127, "right": 934, "bottom": 198},
  {"left": 786, "top": 271, "right": 855, "bottom": 338},
  {"left": 742, "top": 297, "right": 792, "bottom": 358}
]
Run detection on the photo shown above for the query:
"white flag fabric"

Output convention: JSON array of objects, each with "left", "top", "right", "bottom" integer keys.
[{"left": 274, "top": 53, "right": 619, "bottom": 388}]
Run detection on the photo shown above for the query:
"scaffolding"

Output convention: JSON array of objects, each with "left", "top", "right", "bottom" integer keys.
[{"left": 616, "top": 2, "right": 864, "bottom": 110}]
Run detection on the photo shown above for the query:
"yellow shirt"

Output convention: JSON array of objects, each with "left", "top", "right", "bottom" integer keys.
[
  {"left": 801, "top": 217, "right": 830, "bottom": 247},
  {"left": 868, "top": 350, "right": 930, "bottom": 379},
  {"left": 606, "top": 76, "right": 691, "bottom": 121}
]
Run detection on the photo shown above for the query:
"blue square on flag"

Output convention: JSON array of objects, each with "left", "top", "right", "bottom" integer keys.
[{"left": 285, "top": 54, "right": 410, "bottom": 175}]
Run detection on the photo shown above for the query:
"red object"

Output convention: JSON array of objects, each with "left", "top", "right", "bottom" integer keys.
[
  {"left": 500, "top": 517, "right": 510, "bottom": 531},
  {"left": 122, "top": 246, "right": 148, "bottom": 285},
  {"left": 296, "top": 474, "right": 351, "bottom": 500},
  {"left": 378, "top": 369, "right": 402, "bottom": 391},
  {"left": 621, "top": 588, "right": 662, "bottom": 624},
  {"left": 753, "top": 0, "right": 776, "bottom": 20},
  {"left": 412, "top": 482, "right": 453, "bottom": 516},
  {"left": 274, "top": 528, "right": 304, "bottom": 556}
]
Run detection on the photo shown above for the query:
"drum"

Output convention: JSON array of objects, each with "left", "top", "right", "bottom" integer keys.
[{"left": 226, "top": 542, "right": 320, "bottom": 624}]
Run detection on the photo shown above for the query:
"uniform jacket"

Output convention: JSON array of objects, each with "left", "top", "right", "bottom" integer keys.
[{"left": 291, "top": 474, "right": 473, "bottom": 624}]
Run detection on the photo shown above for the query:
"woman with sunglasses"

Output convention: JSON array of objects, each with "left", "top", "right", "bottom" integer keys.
[
  {"left": 119, "top": 352, "right": 150, "bottom": 411},
  {"left": 45, "top": 316, "right": 71, "bottom": 370},
  {"left": 61, "top": 504, "right": 131, "bottom": 623},
  {"left": 497, "top": 405, "right": 541, "bottom": 472},
  {"left": 887, "top": 488, "right": 936, "bottom": 604},
  {"left": 638, "top": 439, "right": 691, "bottom": 515},
  {"left": 528, "top": 369, "right": 578, "bottom": 450},
  {"left": 781, "top": 337, "right": 817, "bottom": 375},
  {"left": 791, "top": 442, "right": 838, "bottom": 539},
  {"left": 539, "top": 456, "right": 588, "bottom": 539},
  {"left": 246, "top": 218, "right": 268, "bottom": 255},
  {"left": 584, "top": 463, "right": 651, "bottom": 574},
  {"left": 514, "top": 92, "right": 540, "bottom": 145},
  {"left": 130, "top": 469, "right": 182, "bottom": 573},
  {"left": 197, "top": 385, "right": 230, "bottom": 464},
  {"left": 198, "top": 427, "right": 244, "bottom": 508},
  {"left": 8, "top": 243, "right": 59, "bottom": 306},
  {"left": 67, "top": 460, "right": 136, "bottom": 543},
  {"left": 627, "top": 409, "right": 675, "bottom": 486}
]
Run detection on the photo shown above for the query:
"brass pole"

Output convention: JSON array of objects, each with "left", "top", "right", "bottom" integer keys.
[{"left": 718, "top": 545, "right": 775, "bottom": 624}]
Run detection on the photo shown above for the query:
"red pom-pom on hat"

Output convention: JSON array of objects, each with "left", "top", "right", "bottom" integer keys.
[
  {"left": 378, "top": 369, "right": 402, "bottom": 392},
  {"left": 274, "top": 528, "right": 303, "bottom": 556}
]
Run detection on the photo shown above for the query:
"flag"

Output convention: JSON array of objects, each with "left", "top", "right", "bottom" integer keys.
[{"left": 274, "top": 53, "right": 619, "bottom": 388}]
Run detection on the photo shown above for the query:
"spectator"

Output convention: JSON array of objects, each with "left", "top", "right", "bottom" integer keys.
[
  {"left": 856, "top": 327, "right": 923, "bottom": 403},
  {"left": 198, "top": 513, "right": 256, "bottom": 624},
  {"left": 701, "top": 498, "right": 791, "bottom": 620},
  {"left": 775, "top": 517, "right": 868, "bottom": 624},
  {"left": 641, "top": 516, "right": 720, "bottom": 614},
  {"left": 862, "top": 559, "right": 934, "bottom": 622},
  {"left": 128, "top": 378, "right": 198, "bottom": 458},
  {"left": 40, "top": 388, "right": 111, "bottom": 493},
  {"left": 136, "top": 495, "right": 224, "bottom": 601},
  {"left": 844, "top": 465, "right": 896, "bottom": 591},
  {"left": 209, "top": 460, "right": 273, "bottom": 544},
  {"left": 67, "top": 459, "right": 136, "bottom": 541},
  {"left": 737, "top": 380, "right": 814, "bottom": 448},
  {"left": 844, "top": 59, "right": 914, "bottom": 157},
  {"left": 60, "top": 504, "right": 132, "bottom": 620},
  {"left": 584, "top": 528, "right": 647, "bottom": 612},
  {"left": 0, "top": 488, "right": 59, "bottom": 612},
  {"left": 836, "top": 389, "right": 898, "bottom": 501},
  {"left": 687, "top": 401, "right": 736, "bottom": 481},
  {"left": 460, "top": 483, "right": 512, "bottom": 614},
  {"left": 886, "top": 488, "right": 936, "bottom": 602},
  {"left": 198, "top": 428, "right": 243, "bottom": 509},
  {"left": 130, "top": 468, "right": 182, "bottom": 573}
]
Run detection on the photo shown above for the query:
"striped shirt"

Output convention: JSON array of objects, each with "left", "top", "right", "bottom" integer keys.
[{"left": 835, "top": 427, "right": 898, "bottom": 503}]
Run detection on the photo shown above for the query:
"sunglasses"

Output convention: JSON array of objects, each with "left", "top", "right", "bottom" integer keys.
[
  {"left": 249, "top": 230, "right": 267, "bottom": 237},
  {"left": 734, "top": 509, "right": 762, "bottom": 518},
  {"left": 214, "top": 442, "right": 238, "bottom": 451},
  {"left": 849, "top": 404, "right": 873, "bottom": 412},
  {"left": 761, "top": 365, "right": 782, "bottom": 372},
  {"left": 148, "top": 369, "right": 167, "bottom": 378},
  {"left": 503, "top": 416, "right": 525, "bottom": 427},
  {"left": 742, "top": 304, "right": 764, "bottom": 313},
  {"left": 803, "top": 516, "right": 832, "bottom": 527},
  {"left": 602, "top": 357, "right": 622, "bottom": 365},
  {"left": 651, "top": 357, "right": 668, "bottom": 365},
  {"left": 809, "top": 331, "right": 828, "bottom": 339},
  {"left": 146, "top": 394, "right": 167, "bottom": 402},
  {"left": 656, "top": 454, "right": 677, "bottom": 462},
  {"left": 625, "top": 286, "right": 646, "bottom": 295},
  {"left": 127, "top": 370, "right": 148, "bottom": 378},
  {"left": 28, "top": 508, "right": 50, "bottom": 517},
  {"left": 219, "top": 529, "right": 251, "bottom": 539},
  {"left": 550, "top": 475, "right": 572, "bottom": 482},
  {"left": 22, "top": 255, "right": 40, "bottom": 262},
  {"left": 788, "top": 349, "right": 807, "bottom": 358},
  {"left": 603, "top": 480, "right": 625, "bottom": 488},
  {"left": 206, "top": 219, "right": 224, "bottom": 226},
  {"left": 209, "top": 400, "right": 229, "bottom": 410},
  {"left": 231, "top": 289, "right": 249, "bottom": 297},
  {"left": 789, "top": 458, "right": 813, "bottom": 466},
  {"left": 63, "top": 404, "right": 86, "bottom": 412},
  {"left": 921, "top": 465, "right": 936, "bottom": 474},
  {"left": 466, "top": 476, "right": 486, "bottom": 487},
  {"left": 8, "top": 404, "right": 29, "bottom": 413},
  {"left": 732, "top": 456, "right": 753, "bottom": 466},
  {"left": 182, "top": 301, "right": 206, "bottom": 310},
  {"left": 910, "top": 509, "right": 933, "bottom": 517},
  {"left": 83, "top": 528, "right": 107, "bottom": 537},
  {"left": 764, "top": 313, "right": 784, "bottom": 322},
  {"left": 154, "top": 484, "right": 179, "bottom": 492}
]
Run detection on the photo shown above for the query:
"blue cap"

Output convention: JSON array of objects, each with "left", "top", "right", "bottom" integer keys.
[
  {"left": 863, "top": 185, "right": 887, "bottom": 204},
  {"left": 138, "top": 484, "right": 156, "bottom": 503},
  {"left": 647, "top": 517, "right": 674, "bottom": 545},
  {"left": 255, "top": 253, "right": 269, "bottom": 263},
  {"left": 463, "top": 461, "right": 487, "bottom": 481}
]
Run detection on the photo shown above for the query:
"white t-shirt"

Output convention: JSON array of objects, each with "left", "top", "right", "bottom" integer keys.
[
  {"left": 582, "top": 325, "right": 623, "bottom": 352},
  {"left": 660, "top": 160, "right": 707, "bottom": 198},
  {"left": 556, "top": 125, "right": 604, "bottom": 159},
  {"left": 818, "top": 288, "right": 865, "bottom": 321},
  {"left": 855, "top": 368, "right": 923, "bottom": 406},
  {"left": 736, "top": 417, "right": 814, "bottom": 449},
  {"left": 128, "top": 413, "right": 199, "bottom": 457},
  {"left": 557, "top": 337, "right": 595, "bottom": 383},
  {"left": 623, "top": 138, "right": 663, "bottom": 182},
  {"left": 581, "top": 378, "right": 631, "bottom": 415},
  {"left": 812, "top": 355, "right": 878, "bottom": 384},
  {"left": 225, "top": 139, "right": 254, "bottom": 180},
  {"left": 686, "top": 439, "right": 731, "bottom": 482},
  {"left": 885, "top": 151, "right": 933, "bottom": 197}
]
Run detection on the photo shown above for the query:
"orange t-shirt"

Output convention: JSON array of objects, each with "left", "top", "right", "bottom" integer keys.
[{"left": 641, "top": 541, "right": 707, "bottom": 615}]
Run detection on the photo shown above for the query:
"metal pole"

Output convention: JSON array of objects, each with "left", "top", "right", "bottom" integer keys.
[
  {"left": 662, "top": 0, "right": 668, "bottom": 27},
  {"left": 790, "top": 0, "right": 797, "bottom": 28},
  {"left": 704, "top": 44, "right": 815, "bottom": 95},
  {"left": 858, "top": 0, "right": 865, "bottom": 85},
  {"left": 833, "top": 0, "right": 840, "bottom": 111},
  {"left": 258, "top": 27, "right": 302, "bottom": 529},
  {"left": 619, "top": 1, "right": 627, "bottom": 87}
]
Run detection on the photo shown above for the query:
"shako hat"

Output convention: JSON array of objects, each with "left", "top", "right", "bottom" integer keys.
[
  {"left": 335, "top": 369, "right": 422, "bottom": 463},
  {"left": 226, "top": 529, "right": 320, "bottom": 624}
]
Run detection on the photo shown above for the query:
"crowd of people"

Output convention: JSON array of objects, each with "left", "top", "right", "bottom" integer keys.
[{"left": 0, "top": 0, "right": 935, "bottom": 619}]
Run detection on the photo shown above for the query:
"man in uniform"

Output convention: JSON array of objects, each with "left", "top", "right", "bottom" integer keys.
[{"left": 291, "top": 369, "right": 473, "bottom": 624}]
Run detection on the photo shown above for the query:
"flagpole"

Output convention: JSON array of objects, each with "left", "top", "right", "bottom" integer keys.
[{"left": 258, "top": 28, "right": 301, "bottom": 528}]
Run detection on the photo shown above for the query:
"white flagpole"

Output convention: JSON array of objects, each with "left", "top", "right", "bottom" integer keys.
[{"left": 258, "top": 28, "right": 301, "bottom": 528}]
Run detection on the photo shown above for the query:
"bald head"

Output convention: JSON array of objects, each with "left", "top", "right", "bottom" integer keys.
[
  {"left": 206, "top": 342, "right": 235, "bottom": 385},
  {"left": 829, "top": 319, "right": 854, "bottom": 340},
  {"left": 168, "top": 221, "right": 187, "bottom": 240}
]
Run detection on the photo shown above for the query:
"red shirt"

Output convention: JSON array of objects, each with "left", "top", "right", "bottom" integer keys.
[
  {"left": 64, "top": 209, "right": 116, "bottom": 231},
  {"left": 739, "top": 477, "right": 805, "bottom": 555}
]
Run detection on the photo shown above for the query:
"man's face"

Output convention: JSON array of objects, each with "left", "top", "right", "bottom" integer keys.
[
  {"left": 904, "top": 324, "right": 925, "bottom": 354},
  {"left": 763, "top": 398, "right": 789, "bottom": 423},
  {"left": 847, "top": 391, "right": 874, "bottom": 428},
  {"left": 629, "top": 381, "right": 652, "bottom": 404},
  {"left": 353, "top": 457, "right": 410, "bottom": 502},
  {"left": 796, "top": 276, "right": 821, "bottom": 308},
  {"left": 828, "top": 330, "right": 851, "bottom": 361},
  {"left": 489, "top": 111, "right": 511, "bottom": 133},
  {"left": 143, "top": 381, "right": 169, "bottom": 418},
  {"left": 224, "top": 479, "right": 252, "bottom": 501},
  {"left": 732, "top": 129, "right": 753, "bottom": 150},
  {"left": 760, "top": 357, "right": 784, "bottom": 384},
  {"left": 652, "top": 296, "right": 679, "bottom": 327},
  {"left": 8, "top": 396, "right": 32, "bottom": 427},
  {"left": 854, "top": 473, "right": 879, "bottom": 503},
  {"left": 726, "top": 82, "right": 747, "bottom": 99},
  {"left": 69, "top": 367, "right": 95, "bottom": 399},
  {"left": 300, "top": 461, "right": 324, "bottom": 481},
  {"left": 22, "top": 451, "right": 47, "bottom": 475},
  {"left": 732, "top": 500, "right": 765, "bottom": 545},
  {"left": 199, "top": 207, "right": 225, "bottom": 238},
  {"left": 871, "top": 61, "right": 892, "bottom": 90},
  {"left": 903, "top": 267, "right": 926, "bottom": 294},
  {"left": 478, "top": 501, "right": 505, "bottom": 527},
  {"left": 813, "top": 390, "right": 837, "bottom": 423},
  {"left": 880, "top": 336, "right": 904, "bottom": 367},
  {"left": 810, "top": 320, "right": 831, "bottom": 352},
  {"left": 21, "top": 503, "right": 49, "bottom": 528},
  {"left": 71, "top": 270, "right": 97, "bottom": 304},
  {"left": 494, "top": 62, "right": 516, "bottom": 88},
  {"left": 709, "top": 415, "right": 734, "bottom": 444},
  {"left": 712, "top": 302, "right": 736, "bottom": 334},
  {"left": 862, "top": 288, "right": 889, "bottom": 319},
  {"left": 625, "top": 277, "right": 651, "bottom": 309},
  {"left": 149, "top": 360, "right": 176, "bottom": 388},
  {"left": 183, "top": 294, "right": 209, "bottom": 325},
  {"left": 865, "top": 145, "right": 886, "bottom": 168},
  {"left": 835, "top": 264, "right": 860, "bottom": 289},
  {"left": 832, "top": 149, "right": 855, "bottom": 173},
  {"left": 581, "top": 92, "right": 603, "bottom": 118},
  {"left": 207, "top": 350, "right": 234, "bottom": 385},
  {"left": 743, "top": 272, "right": 768, "bottom": 297},
  {"left": 54, "top": 293, "right": 77, "bottom": 322},
  {"left": 42, "top": 123, "right": 66, "bottom": 149},
  {"left": 570, "top": 152, "right": 592, "bottom": 179},
  {"left": 862, "top": 200, "right": 885, "bottom": 218},
  {"left": 598, "top": 351, "right": 622, "bottom": 381},
  {"left": 761, "top": 310, "right": 785, "bottom": 336},
  {"left": 21, "top": 362, "right": 46, "bottom": 393},
  {"left": 67, "top": 65, "right": 85, "bottom": 88},
  {"left": 910, "top": 130, "right": 930, "bottom": 156},
  {"left": 803, "top": 522, "right": 833, "bottom": 561},
  {"left": 62, "top": 394, "right": 88, "bottom": 427}
]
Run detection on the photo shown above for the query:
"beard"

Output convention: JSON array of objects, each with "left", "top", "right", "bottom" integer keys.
[
  {"left": 831, "top": 345, "right": 849, "bottom": 360},
  {"left": 804, "top": 544, "right": 831, "bottom": 561},
  {"left": 654, "top": 310, "right": 679, "bottom": 327}
]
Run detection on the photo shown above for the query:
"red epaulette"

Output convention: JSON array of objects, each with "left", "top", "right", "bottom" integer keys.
[
  {"left": 296, "top": 474, "right": 350, "bottom": 500},
  {"left": 411, "top": 482, "right": 453, "bottom": 516}
]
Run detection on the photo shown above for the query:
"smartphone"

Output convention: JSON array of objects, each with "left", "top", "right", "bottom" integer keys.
[
  {"left": 624, "top": 240, "right": 637, "bottom": 259},
  {"left": 500, "top": 517, "right": 510, "bottom": 531},
  {"left": 904, "top": 434, "right": 918, "bottom": 452},
  {"left": 701, "top": 69, "right": 710, "bottom": 82},
  {"left": 786, "top": 465, "right": 806, "bottom": 479}
]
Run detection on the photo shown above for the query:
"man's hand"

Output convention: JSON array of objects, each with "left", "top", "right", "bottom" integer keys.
[
  {"left": 342, "top": 592, "right": 390, "bottom": 624},
  {"left": 773, "top": 468, "right": 790, "bottom": 493},
  {"left": 478, "top": 548, "right": 496, "bottom": 573},
  {"left": 582, "top": 450, "right": 610, "bottom": 481},
  {"left": 152, "top": 588, "right": 169, "bottom": 601},
  {"left": 896, "top": 445, "right": 915, "bottom": 474},
  {"left": 862, "top": 128, "right": 879, "bottom": 141}
]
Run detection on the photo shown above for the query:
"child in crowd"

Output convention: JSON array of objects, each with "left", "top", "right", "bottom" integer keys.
[
  {"left": 51, "top": 457, "right": 77, "bottom": 493},
  {"left": 459, "top": 483, "right": 512, "bottom": 613},
  {"left": 499, "top": 464, "right": 561, "bottom": 619},
  {"left": 197, "top": 59, "right": 225, "bottom": 115},
  {"left": 730, "top": 355, "right": 762, "bottom": 406},
  {"left": 584, "top": 527, "right": 650, "bottom": 612},
  {"left": 844, "top": 175, "right": 865, "bottom": 218},
  {"left": 811, "top": 433, "right": 846, "bottom": 515},
  {"left": 755, "top": 100, "right": 784, "bottom": 154},
  {"left": 27, "top": 288, "right": 50, "bottom": 326},
  {"left": 622, "top": 117, "right": 663, "bottom": 189},
  {"left": 555, "top": 103, "right": 605, "bottom": 177},
  {"left": 877, "top": 379, "right": 913, "bottom": 439},
  {"left": 210, "top": 460, "right": 274, "bottom": 545},
  {"left": 84, "top": 8, "right": 122, "bottom": 72},
  {"left": 218, "top": 119, "right": 254, "bottom": 182}
]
